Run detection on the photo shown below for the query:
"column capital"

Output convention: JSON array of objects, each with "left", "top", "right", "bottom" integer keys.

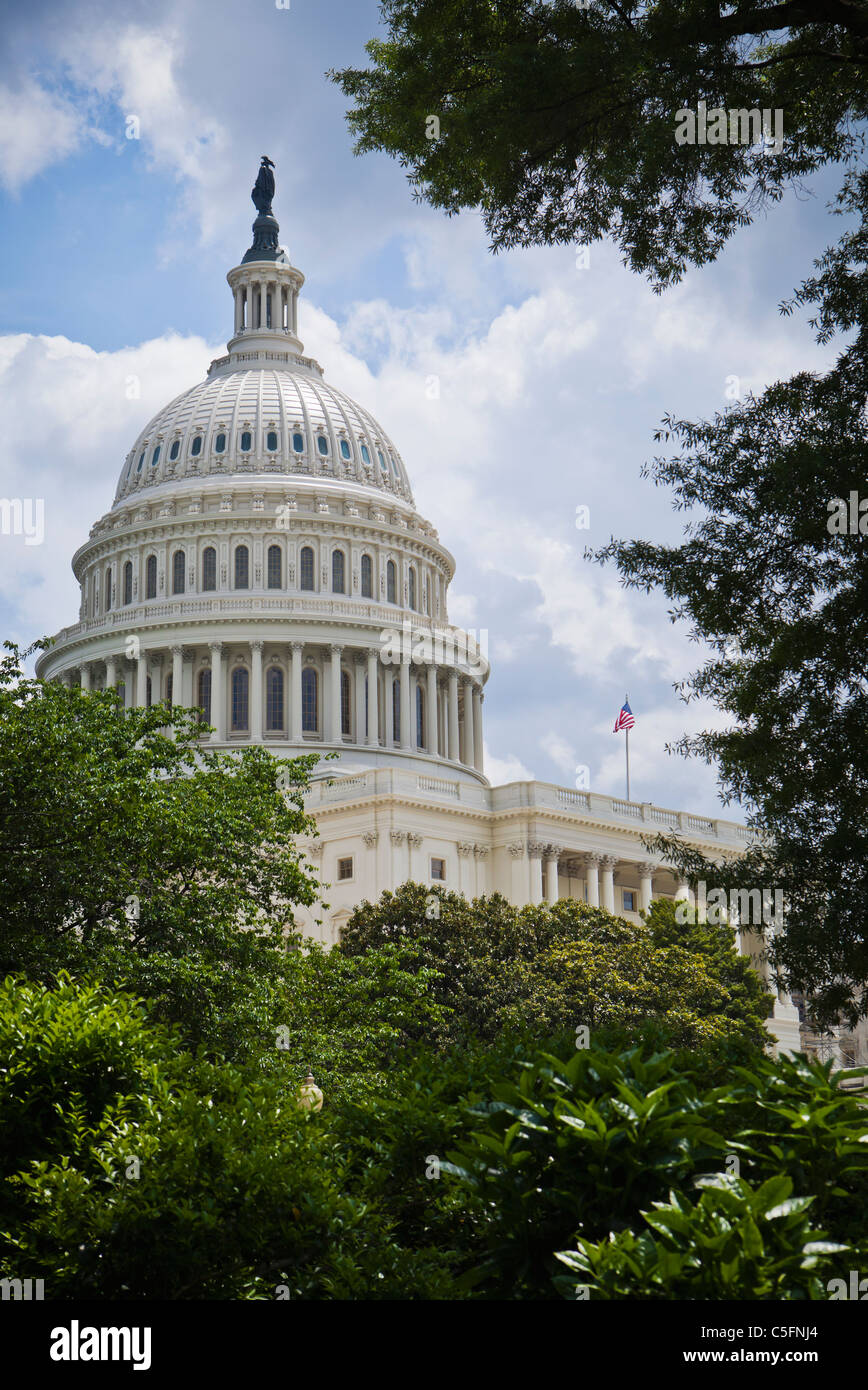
[
  {"left": 582, "top": 851, "right": 603, "bottom": 869},
  {"left": 329, "top": 643, "right": 343, "bottom": 658},
  {"left": 473, "top": 844, "right": 489, "bottom": 859},
  {"left": 291, "top": 641, "right": 304, "bottom": 654},
  {"left": 507, "top": 842, "right": 526, "bottom": 859},
  {"left": 600, "top": 854, "right": 619, "bottom": 870},
  {"left": 170, "top": 644, "right": 183, "bottom": 658},
  {"left": 366, "top": 646, "right": 380, "bottom": 661},
  {"left": 407, "top": 832, "right": 423, "bottom": 848},
  {"left": 638, "top": 862, "right": 659, "bottom": 880},
  {"left": 528, "top": 840, "right": 547, "bottom": 858},
  {"left": 543, "top": 843, "right": 561, "bottom": 861},
  {"left": 209, "top": 641, "right": 223, "bottom": 655},
  {"left": 182, "top": 650, "right": 194, "bottom": 665},
  {"left": 250, "top": 639, "right": 264, "bottom": 653},
  {"left": 457, "top": 841, "right": 474, "bottom": 857},
  {"left": 362, "top": 831, "right": 379, "bottom": 848},
  {"left": 389, "top": 829, "right": 405, "bottom": 846}
]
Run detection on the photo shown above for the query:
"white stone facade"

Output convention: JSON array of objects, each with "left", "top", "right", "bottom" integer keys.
[{"left": 35, "top": 190, "right": 803, "bottom": 1057}]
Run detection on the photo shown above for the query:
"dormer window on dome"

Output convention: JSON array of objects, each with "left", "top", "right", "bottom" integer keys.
[
  {"left": 191, "top": 435, "right": 202, "bottom": 457},
  {"left": 292, "top": 432, "right": 304, "bottom": 453},
  {"left": 169, "top": 440, "right": 180, "bottom": 461},
  {"left": 241, "top": 431, "right": 252, "bottom": 452},
  {"left": 361, "top": 445, "right": 371, "bottom": 466},
  {"left": 151, "top": 446, "right": 161, "bottom": 467},
  {"left": 267, "top": 430, "right": 278, "bottom": 452},
  {"left": 137, "top": 452, "right": 145, "bottom": 473},
  {"left": 340, "top": 440, "right": 352, "bottom": 460},
  {"left": 317, "top": 435, "right": 329, "bottom": 455},
  {"left": 215, "top": 432, "right": 226, "bottom": 453}
]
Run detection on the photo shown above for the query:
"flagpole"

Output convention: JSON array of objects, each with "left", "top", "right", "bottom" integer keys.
[{"left": 625, "top": 693, "right": 631, "bottom": 801}]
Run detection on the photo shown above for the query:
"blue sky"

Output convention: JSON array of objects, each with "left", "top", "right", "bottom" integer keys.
[{"left": 0, "top": 0, "right": 843, "bottom": 816}]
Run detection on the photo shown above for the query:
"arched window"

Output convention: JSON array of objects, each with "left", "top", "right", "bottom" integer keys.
[
  {"left": 300, "top": 546, "right": 315, "bottom": 592},
  {"left": 191, "top": 435, "right": 202, "bottom": 457},
  {"left": 416, "top": 685, "right": 424, "bottom": 748},
  {"left": 361, "top": 553, "right": 373, "bottom": 598},
  {"left": 104, "top": 568, "right": 112, "bottom": 612},
  {"left": 317, "top": 435, "right": 329, "bottom": 455},
  {"left": 169, "top": 440, "right": 180, "bottom": 461},
  {"left": 266, "top": 667, "right": 284, "bottom": 731},
  {"left": 136, "top": 452, "right": 145, "bottom": 473},
  {"left": 302, "top": 667, "right": 318, "bottom": 733},
  {"left": 408, "top": 566, "right": 417, "bottom": 612},
  {"left": 172, "top": 550, "right": 185, "bottom": 595},
  {"left": 151, "top": 446, "right": 161, "bottom": 467},
  {"left": 267, "top": 544, "right": 282, "bottom": 589},
  {"left": 332, "top": 549, "right": 345, "bottom": 594},
  {"left": 378, "top": 449, "right": 387, "bottom": 471},
  {"left": 234, "top": 545, "right": 249, "bottom": 590},
  {"left": 292, "top": 432, "right": 304, "bottom": 453},
  {"left": 240, "top": 430, "right": 252, "bottom": 452},
  {"left": 123, "top": 561, "right": 133, "bottom": 606},
  {"left": 197, "top": 669, "right": 211, "bottom": 725},
  {"left": 340, "top": 439, "right": 352, "bottom": 460},
  {"left": 215, "top": 432, "right": 226, "bottom": 453},
  {"left": 392, "top": 677, "right": 401, "bottom": 743},
  {"left": 202, "top": 546, "right": 216, "bottom": 592},
  {"left": 341, "top": 669, "right": 351, "bottom": 737},
  {"left": 386, "top": 559, "right": 397, "bottom": 604},
  {"left": 360, "top": 444, "right": 371, "bottom": 466},
  {"left": 145, "top": 554, "right": 157, "bottom": 600},
  {"left": 231, "top": 668, "right": 249, "bottom": 731},
  {"left": 266, "top": 430, "right": 278, "bottom": 452}
]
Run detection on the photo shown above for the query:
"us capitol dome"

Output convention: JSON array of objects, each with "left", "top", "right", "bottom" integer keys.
[{"left": 33, "top": 159, "right": 802, "bottom": 1052}]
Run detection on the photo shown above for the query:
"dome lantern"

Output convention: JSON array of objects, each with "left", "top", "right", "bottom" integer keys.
[{"left": 225, "top": 156, "right": 306, "bottom": 358}]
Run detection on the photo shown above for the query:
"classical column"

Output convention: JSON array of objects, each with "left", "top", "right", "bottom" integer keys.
[
  {"left": 182, "top": 650, "right": 194, "bottom": 708},
  {"left": 384, "top": 664, "right": 395, "bottom": 748},
  {"left": 462, "top": 681, "right": 475, "bottom": 768},
  {"left": 639, "top": 863, "right": 657, "bottom": 912},
  {"left": 508, "top": 843, "right": 528, "bottom": 906},
  {"left": 544, "top": 846, "right": 560, "bottom": 903},
  {"left": 210, "top": 642, "right": 225, "bottom": 741},
  {"left": 329, "top": 645, "right": 343, "bottom": 743},
  {"left": 473, "top": 844, "right": 489, "bottom": 897},
  {"left": 148, "top": 653, "right": 163, "bottom": 707},
  {"left": 249, "top": 640, "right": 263, "bottom": 741},
  {"left": 473, "top": 688, "right": 484, "bottom": 773},
  {"left": 600, "top": 855, "right": 617, "bottom": 913},
  {"left": 366, "top": 648, "right": 379, "bottom": 745},
  {"left": 447, "top": 671, "right": 459, "bottom": 761},
  {"left": 259, "top": 281, "right": 267, "bottom": 332},
  {"left": 425, "top": 663, "right": 438, "bottom": 754},
  {"left": 584, "top": 852, "right": 601, "bottom": 908},
  {"left": 407, "top": 831, "right": 422, "bottom": 880},
  {"left": 457, "top": 841, "right": 474, "bottom": 896},
  {"left": 675, "top": 879, "right": 693, "bottom": 908},
  {"left": 290, "top": 642, "right": 303, "bottom": 742},
  {"left": 80, "top": 664, "right": 92, "bottom": 692},
  {"left": 528, "top": 842, "right": 545, "bottom": 905},
  {"left": 123, "top": 662, "right": 134, "bottom": 710},
  {"left": 354, "top": 653, "right": 366, "bottom": 744},
  {"left": 104, "top": 656, "right": 117, "bottom": 690},
  {"left": 233, "top": 285, "right": 242, "bottom": 333},
  {"left": 171, "top": 646, "right": 183, "bottom": 711},
  {"left": 135, "top": 653, "right": 147, "bottom": 707},
  {"left": 389, "top": 829, "right": 406, "bottom": 890},
  {"left": 399, "top": 659, "right": 411, "bottom": 750}
]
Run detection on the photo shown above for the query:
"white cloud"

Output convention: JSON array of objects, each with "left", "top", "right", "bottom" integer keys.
[
  {"left": 0, "top": 78, "right": 94, "bottom": 191},
  {"left": 483, "top": 744, "right": 534, "bottom": 785}
]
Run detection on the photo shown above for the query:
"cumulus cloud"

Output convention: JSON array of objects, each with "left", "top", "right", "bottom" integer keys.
[{"left": 0, "top": 78, "right": 96, "bottom": 191}]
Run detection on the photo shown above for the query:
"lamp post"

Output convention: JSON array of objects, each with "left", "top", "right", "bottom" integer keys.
[{"left": 297, "top": 1071, "right": 323, "bottom": 1113}]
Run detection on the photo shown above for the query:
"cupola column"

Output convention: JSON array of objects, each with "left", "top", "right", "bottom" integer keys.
[
  {"left": 250, "top": 641, "right": 263, "bottom": 742},
  {"left": 462, "top": 680, "right": 475, "bottom": 768},
  {"left": 425, "top": 663, "right": 438, "bottom": 754},
  {"left": 473, "top": 689, "right": 484, "bottom": 773},
  {"left": 354, "top": 652, "right": 366, "bottom": 744},
  {"left": 329, "top": 644, "right": 343, "bottom": 743},
  {"left": 447, "top": 671, "right": 459, "bottom": 761},
  {"left": 233, "top": 286, "right": 243, "bottom": 334},
  {"left": 290, "top": 643, "right": 303, "bottom": 741},
  {"left": 366, "top": 648, "right": 379, "bottom": 746}
]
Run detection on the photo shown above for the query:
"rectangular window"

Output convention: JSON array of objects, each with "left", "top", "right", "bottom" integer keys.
[
  {"left": 623, "top": 890, "right": 636, "bottom": 912},
  {"left": 431, "top": 858, "right": 446, "bottom": 882},
  {"left": 337, "top": 856, "right": 354, "bottom": 882}
]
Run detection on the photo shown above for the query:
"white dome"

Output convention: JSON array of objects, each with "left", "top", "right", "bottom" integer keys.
[{"left": 114, "top": 360, "right": 413, "bottom": 507}]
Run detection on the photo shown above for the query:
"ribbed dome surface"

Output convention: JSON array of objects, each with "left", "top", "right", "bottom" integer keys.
[{"left": 113, "top": 362, "right": 413, "bottom": 506}]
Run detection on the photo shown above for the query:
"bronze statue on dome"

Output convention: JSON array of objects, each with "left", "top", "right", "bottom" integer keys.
[{"left": 251, "top": 156, "right": 275, "bottom": 216}]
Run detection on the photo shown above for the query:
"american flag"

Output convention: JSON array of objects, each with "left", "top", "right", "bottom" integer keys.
[{"left": 613, "top": 699, "right": 634, "bottom": 733}]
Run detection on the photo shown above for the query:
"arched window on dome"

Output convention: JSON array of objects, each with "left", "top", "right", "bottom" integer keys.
[
  {"left": 169, "top": 440, "right": 180, "bottom": 462},
  {"left": 266, "top": 430, "right": 278, "bottom": 453},
  {"left": 197, "top": 669, "right": 211, "bottom": 726},
  {"left": 104, "top": 567, "right": 112, "bottom": 613},
  {"left": 302, "top": 667, "right": 318, "bottom": 733},
  {"left": 332, "top": 549, "right": 345, "bottom": 594},
  {"left": 377, "top": 450, "right": 387, "bottom": 472},
  {"left": 340, "top": 439, "right": 352, "bottom": 461},
  {"left": 300, "top": 546, "right": 315, "bottom": 592},
  {"left": 240, "top": 430, "right": 252, "bottom": 453},
  {"left": 234, "top": 545, "right": 249, "bottom": 590},
  {"left": 360, "top": 444, "right": 371, "bottom": 467},
  {"left": 191, "top": 435, "right": 202, "bottom": 457},
  {"left": 317, "top": 435, "right": 329, "bottom": 456},
  {"left": 172, "top": 550, "right": 185, "bottom": 596},
  {"left": 267, "top": 545, "right": 282, "bottom": 589},
  {"left": 202, "top": 546, "right": 216, "bottom": 592},
  {"left": 341, "top": 669, "right": 352, "bottom": 738},
  {"left": 266, "top": 667, "right": 284, "bottom": 732},
  {"left": 123, "top": 561, "right": 133, "bottom": 606},
  {"left": 215, "top": 433, "right": 226, "bottom": 454},
  {"left": 292, "top": 432, "right": 304, "bottom": 453},
  {"left": 136, "top": 452, "right": 145, "bottom": 474},
  {"left": 416, "top": 684, "right": 425, "bottom": 749},
  {"left": 392, "top": 677, "right": 401, "bottom": 744},
  {"left": 145, "top": 554, "right": 157, "bottom": 600},
  {"left": 151, "top": 446, "right": 161, "bottom": 467},
  {"left": 360, "top": 553, "right": 373, "bottom": 599},
  {"left": 386, "top": 559, "right": 397, "bottom": 604},
  {"left": 231, "top": 668, "right": 249, "bottom": 732},
  {"left": 408, "top": 566, "right": 417, "bottom": 612}
]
